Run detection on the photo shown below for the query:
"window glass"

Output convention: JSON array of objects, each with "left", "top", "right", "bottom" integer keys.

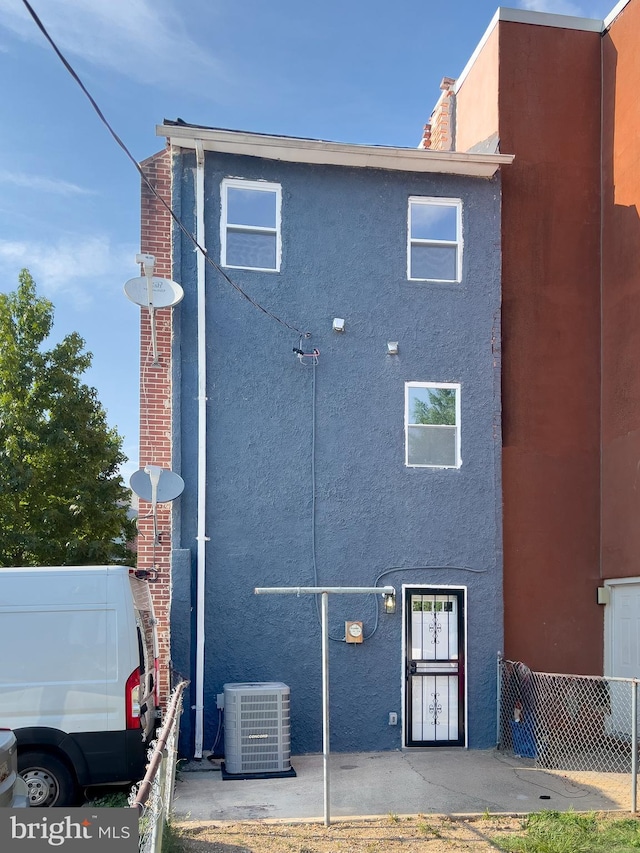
[
  {"left": 408, "top": 198, "right": 460, "bottom": 281},
  {"left": 227, "top": 187, "right": 276, "bottom": 228},
  {"left": 221, "top": 179, "right": 281, "bottom": 271},
  {"left": 410, "top": 202, "right": 457, "bottom": 241},
  {"left": 410, "top": 245, "right": 457, "bottom": 283},
  {"left": 406, "top": 384, "right": 460, "bottom": 468},
  {"left": 227, "top": 231, "right": 277, "bottom": 269}
]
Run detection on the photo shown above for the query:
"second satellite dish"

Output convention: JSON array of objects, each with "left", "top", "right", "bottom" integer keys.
[{"left": 124, "top": 276, "right": 184, "bottom": 309}]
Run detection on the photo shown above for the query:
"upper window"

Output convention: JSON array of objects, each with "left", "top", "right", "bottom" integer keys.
[
  {"left": 408, "top": 197, "right": 462, "bottom": 282},
  {"left": 221, "top": 179, "right": 281, "bottom": 271},
  {"left": 405, "top": 382, "right": 461, "bottom": 468}
]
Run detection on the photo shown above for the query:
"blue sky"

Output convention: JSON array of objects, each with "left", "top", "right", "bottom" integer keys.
[{"left": 0, "top": 0, "right": 615, "bottom": 482}]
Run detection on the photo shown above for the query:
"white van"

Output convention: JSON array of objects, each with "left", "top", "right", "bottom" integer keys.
[{"left": 0, "top": 566, "right": 159, "bottom": 807}]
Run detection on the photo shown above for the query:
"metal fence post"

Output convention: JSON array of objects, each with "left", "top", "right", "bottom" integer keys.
[
  {"left": 632, "top": 679, "right": 638, "bottom": 814},
  {"left": 496, "top": 652, "right": 502, "bottom": 747}
]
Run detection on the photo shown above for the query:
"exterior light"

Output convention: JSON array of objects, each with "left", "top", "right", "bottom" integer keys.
[
  {"left": 383, "top": 592, "right": 396, "bottom": 614},
  {"left": 333, "top": 318, "right": 345, "bottom": 332},
  {"left": 387, "top": 341, "right": 399, "bottom": 355}
]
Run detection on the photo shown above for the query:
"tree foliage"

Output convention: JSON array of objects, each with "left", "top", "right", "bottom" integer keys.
[
  {"left": 0, "top": 270, "right": 136, "bottom": 566},
  {"left": 412, "top": 388, "right": 456, "bottom": 425}
]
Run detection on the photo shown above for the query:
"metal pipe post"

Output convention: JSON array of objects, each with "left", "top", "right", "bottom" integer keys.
[
  {"left": 632, "top": 679, "right": 638, "bottom": 813},
  {"left": 321, "top": 591, "right": 331, "bottom": 827}
]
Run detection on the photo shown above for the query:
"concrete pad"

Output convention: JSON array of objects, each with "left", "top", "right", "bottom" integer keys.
[{"left": 172, "top": 750, "right": 627, "bottom": 822}]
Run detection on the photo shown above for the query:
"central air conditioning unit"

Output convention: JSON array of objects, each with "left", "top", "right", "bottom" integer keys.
[{"left": 222, "top": 682, "right": 294, "bottom": 777}]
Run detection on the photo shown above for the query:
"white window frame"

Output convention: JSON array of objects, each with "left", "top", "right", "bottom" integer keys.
[
  {"left": 220, "top": 178, "right": 282, "bottom": 272},
  {"left": 407, "top": 197, "right": 462, "bottom": 283},
  {"left": 405, "top": 381, "right": 461, "bottom": 469}
]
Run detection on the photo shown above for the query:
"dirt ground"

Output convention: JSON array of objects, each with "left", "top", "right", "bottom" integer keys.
[{"left": 175, "top": 814, "right": 527, "bottom": 852}]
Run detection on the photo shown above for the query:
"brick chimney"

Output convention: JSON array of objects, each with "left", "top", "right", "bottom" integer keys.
[{"left": 419, "top": 77, "right": 456, "bottom": 151}]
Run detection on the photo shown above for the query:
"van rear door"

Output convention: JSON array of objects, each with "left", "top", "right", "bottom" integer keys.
[{"left": 128, "top": 575, "right": 159, "bottom": 740}]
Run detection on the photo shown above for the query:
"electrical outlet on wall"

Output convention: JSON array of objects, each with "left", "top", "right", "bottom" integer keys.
[{"left": 388, "top": 712, "right": 398, "bottom": 726}]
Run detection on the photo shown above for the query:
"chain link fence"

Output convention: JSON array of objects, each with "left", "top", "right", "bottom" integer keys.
[
  {"left": 498, "top": 658, "right": 640, "bottom": 810},
  {"left": 130, "top": 680, "right": 189, "bottom": 853}
]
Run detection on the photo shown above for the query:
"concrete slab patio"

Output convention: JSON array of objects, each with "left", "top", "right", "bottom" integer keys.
[{"left": 172, "top": 749, "right": 630, "bottom": 822}]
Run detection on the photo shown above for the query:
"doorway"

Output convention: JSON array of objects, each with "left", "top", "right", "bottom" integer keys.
[{"left": 404, "top": 587, "right": 465, "bottom": 746}]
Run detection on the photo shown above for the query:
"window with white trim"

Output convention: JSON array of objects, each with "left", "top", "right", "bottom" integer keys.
[
  {"left": 221, "top": 179, "right": 281, "bottom": 271},
  {"left": 408, "top": 197, "right": 462, "bottom": 282},
  {"left": 405, "top": 382, "right": 461, "bottom": 468}
]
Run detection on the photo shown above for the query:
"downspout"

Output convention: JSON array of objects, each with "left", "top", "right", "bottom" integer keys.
[{"left": 194, "top": 139, "right": 208, "bottom": 758}]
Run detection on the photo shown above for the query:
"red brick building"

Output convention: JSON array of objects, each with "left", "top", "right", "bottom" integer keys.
[{"left": 422, "top": 0, "right": 640, "bottom": 678}]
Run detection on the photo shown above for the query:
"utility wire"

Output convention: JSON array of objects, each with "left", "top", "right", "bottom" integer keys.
[{"left": 20, "top": 0, "right": 305, "bottom": 336}]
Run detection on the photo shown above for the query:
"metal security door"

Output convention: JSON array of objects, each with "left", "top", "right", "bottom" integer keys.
[{"left": 405, "top": 588, "right": 465, "bottom": 746}]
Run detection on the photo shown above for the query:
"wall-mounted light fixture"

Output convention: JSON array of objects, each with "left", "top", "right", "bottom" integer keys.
[
  {"left": 387, "top": 341, "right": 399, "bottom": 355},
  {"left": 383, "top": 592, "right": 396, "bottom": 614},
  {"left": 333, "top": 317, "right": 345, "bottom": 333}
]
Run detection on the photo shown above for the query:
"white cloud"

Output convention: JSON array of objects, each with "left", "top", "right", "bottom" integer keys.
[
  {"left": 518, "top": 0, "right": 586, "bottom": 14},
  {"left": 0, "top": 169, "right": 94, "bottom": 196},
  {"left": 0, "top": 235, "right": 136, "bottom": 305},
  {"left": 0, "top": 0, "right": 225, "bottom": 88}
]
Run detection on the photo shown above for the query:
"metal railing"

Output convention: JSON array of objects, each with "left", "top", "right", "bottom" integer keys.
[
  {"left": 130, "top": 680, "right": 189, "bottom": 853},
  {"left": 498, "top": 658, "right": 639, "bottom": 811}
]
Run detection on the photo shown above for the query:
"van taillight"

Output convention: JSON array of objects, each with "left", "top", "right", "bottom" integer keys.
[{"left": 125, "top": 668, "right": 141, "bottom": 730}]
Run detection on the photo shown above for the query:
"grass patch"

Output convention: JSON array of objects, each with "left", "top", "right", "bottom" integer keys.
[
  {"left": 493, "top": 810, "right": 640, "bottom": 853},
  {"left": 86, "top": 790, "right": 129, "bottom": 808},
  {"left": 162, "top": 818, "right": 185, "bottom": 853}
]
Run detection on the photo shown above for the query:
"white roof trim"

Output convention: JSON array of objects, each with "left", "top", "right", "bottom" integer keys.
[
  {"left": 157, "top": 124, "right": 513, "bottom": 178},
  {"left": 455, "top": 6, "right": 603, "bottom": 94},
  {"left": 604, "top": 0, "right": 632, "bottom": 29}
]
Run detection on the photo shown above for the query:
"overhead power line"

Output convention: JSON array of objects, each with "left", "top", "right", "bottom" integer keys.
[{"left": 20, "top": 0, "right": 305, "bottom": 336}]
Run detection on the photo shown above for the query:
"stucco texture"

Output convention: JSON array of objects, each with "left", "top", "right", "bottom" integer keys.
[{"left": 171, "top": 150, "right": 503, "bottom": 755}]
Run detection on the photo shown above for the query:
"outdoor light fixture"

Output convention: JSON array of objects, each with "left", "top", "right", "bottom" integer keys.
[
  {"left": 383, "top": 592, "right": 396, "bottom": 614},
  {"left": 333, "top": 317, "right": 345, "bottom": 333},
  {"left": 387, "top": 341, "right": 399, "bottom": 355}
]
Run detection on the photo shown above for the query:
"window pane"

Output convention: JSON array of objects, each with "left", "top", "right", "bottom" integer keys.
[
  {"left": 227, "top": 187, "right": 276, "bottom": 228},
  {"left": 411, "top": 203, "right": 457, "bottom": 241},
  {"left": 411, "top": 244, "right": 457, "bottom": 280},
  {"left": 408, "top": 425, "right": 457, "bottom": 466},
  {"left": 409, "top": 387, "right": 456, "bottom": 426},
  {"left": 227, "top": 230, "right": 276, "bottom": 269}
]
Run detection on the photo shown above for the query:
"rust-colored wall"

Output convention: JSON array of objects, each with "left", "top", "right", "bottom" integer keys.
[
  {"left": 457, "top": 20, "right": 603, "bottom": 673},
  {"left": 601, "top": 1, "right": 640, "bottom": 578},
  {"left": 498, "top": 22, "right": 602, "bottom": 673},
  {"left": 455, "top": 25, "right": 500, "bottom": 153}
]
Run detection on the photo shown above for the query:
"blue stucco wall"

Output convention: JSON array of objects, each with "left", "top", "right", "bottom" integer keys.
[{"left": 171, "top": 149, "right": 503, "bottom": 756}]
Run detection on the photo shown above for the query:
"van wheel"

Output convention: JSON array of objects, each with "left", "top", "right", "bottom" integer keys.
[{"left": 18, "top": 751, "right": 78, "bottom": 807}]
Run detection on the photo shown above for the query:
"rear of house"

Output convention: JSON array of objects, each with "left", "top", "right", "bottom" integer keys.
[{"left": 139, "top": 124, "right": 510, "bottom": 757}]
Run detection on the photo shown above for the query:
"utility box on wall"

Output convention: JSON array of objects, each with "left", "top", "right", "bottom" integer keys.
[{"left": 222, "top": 682, "right": 294, "bottom": 777}]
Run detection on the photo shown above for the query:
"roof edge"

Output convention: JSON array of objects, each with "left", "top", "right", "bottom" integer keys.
[{"left": 156, "top": 123, "right": 513, "bottom": 178}]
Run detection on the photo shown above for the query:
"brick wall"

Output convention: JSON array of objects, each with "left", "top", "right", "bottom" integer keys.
[{"left": 139, "top": 147, "right": 174, "bottom": 705}]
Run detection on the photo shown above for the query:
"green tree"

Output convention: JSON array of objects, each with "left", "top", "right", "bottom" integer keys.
[
  {"left": 0, "top": 269, "right": 136, "bottom": 566},
  {"left": 412, "top": 388, "right": 456, "bottom": 425}
]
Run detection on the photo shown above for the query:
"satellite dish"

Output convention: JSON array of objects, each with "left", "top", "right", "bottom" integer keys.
[
  {"left": 124, "top": 276, "right": 184, "bottom": 309},
  {"left": 130, "top": 466, "right": 185, "bottom": 505}
]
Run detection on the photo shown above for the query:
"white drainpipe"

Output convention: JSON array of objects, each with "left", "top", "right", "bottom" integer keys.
[{"left": 194, "top": 139, "right": 208, "bottom": 758}]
